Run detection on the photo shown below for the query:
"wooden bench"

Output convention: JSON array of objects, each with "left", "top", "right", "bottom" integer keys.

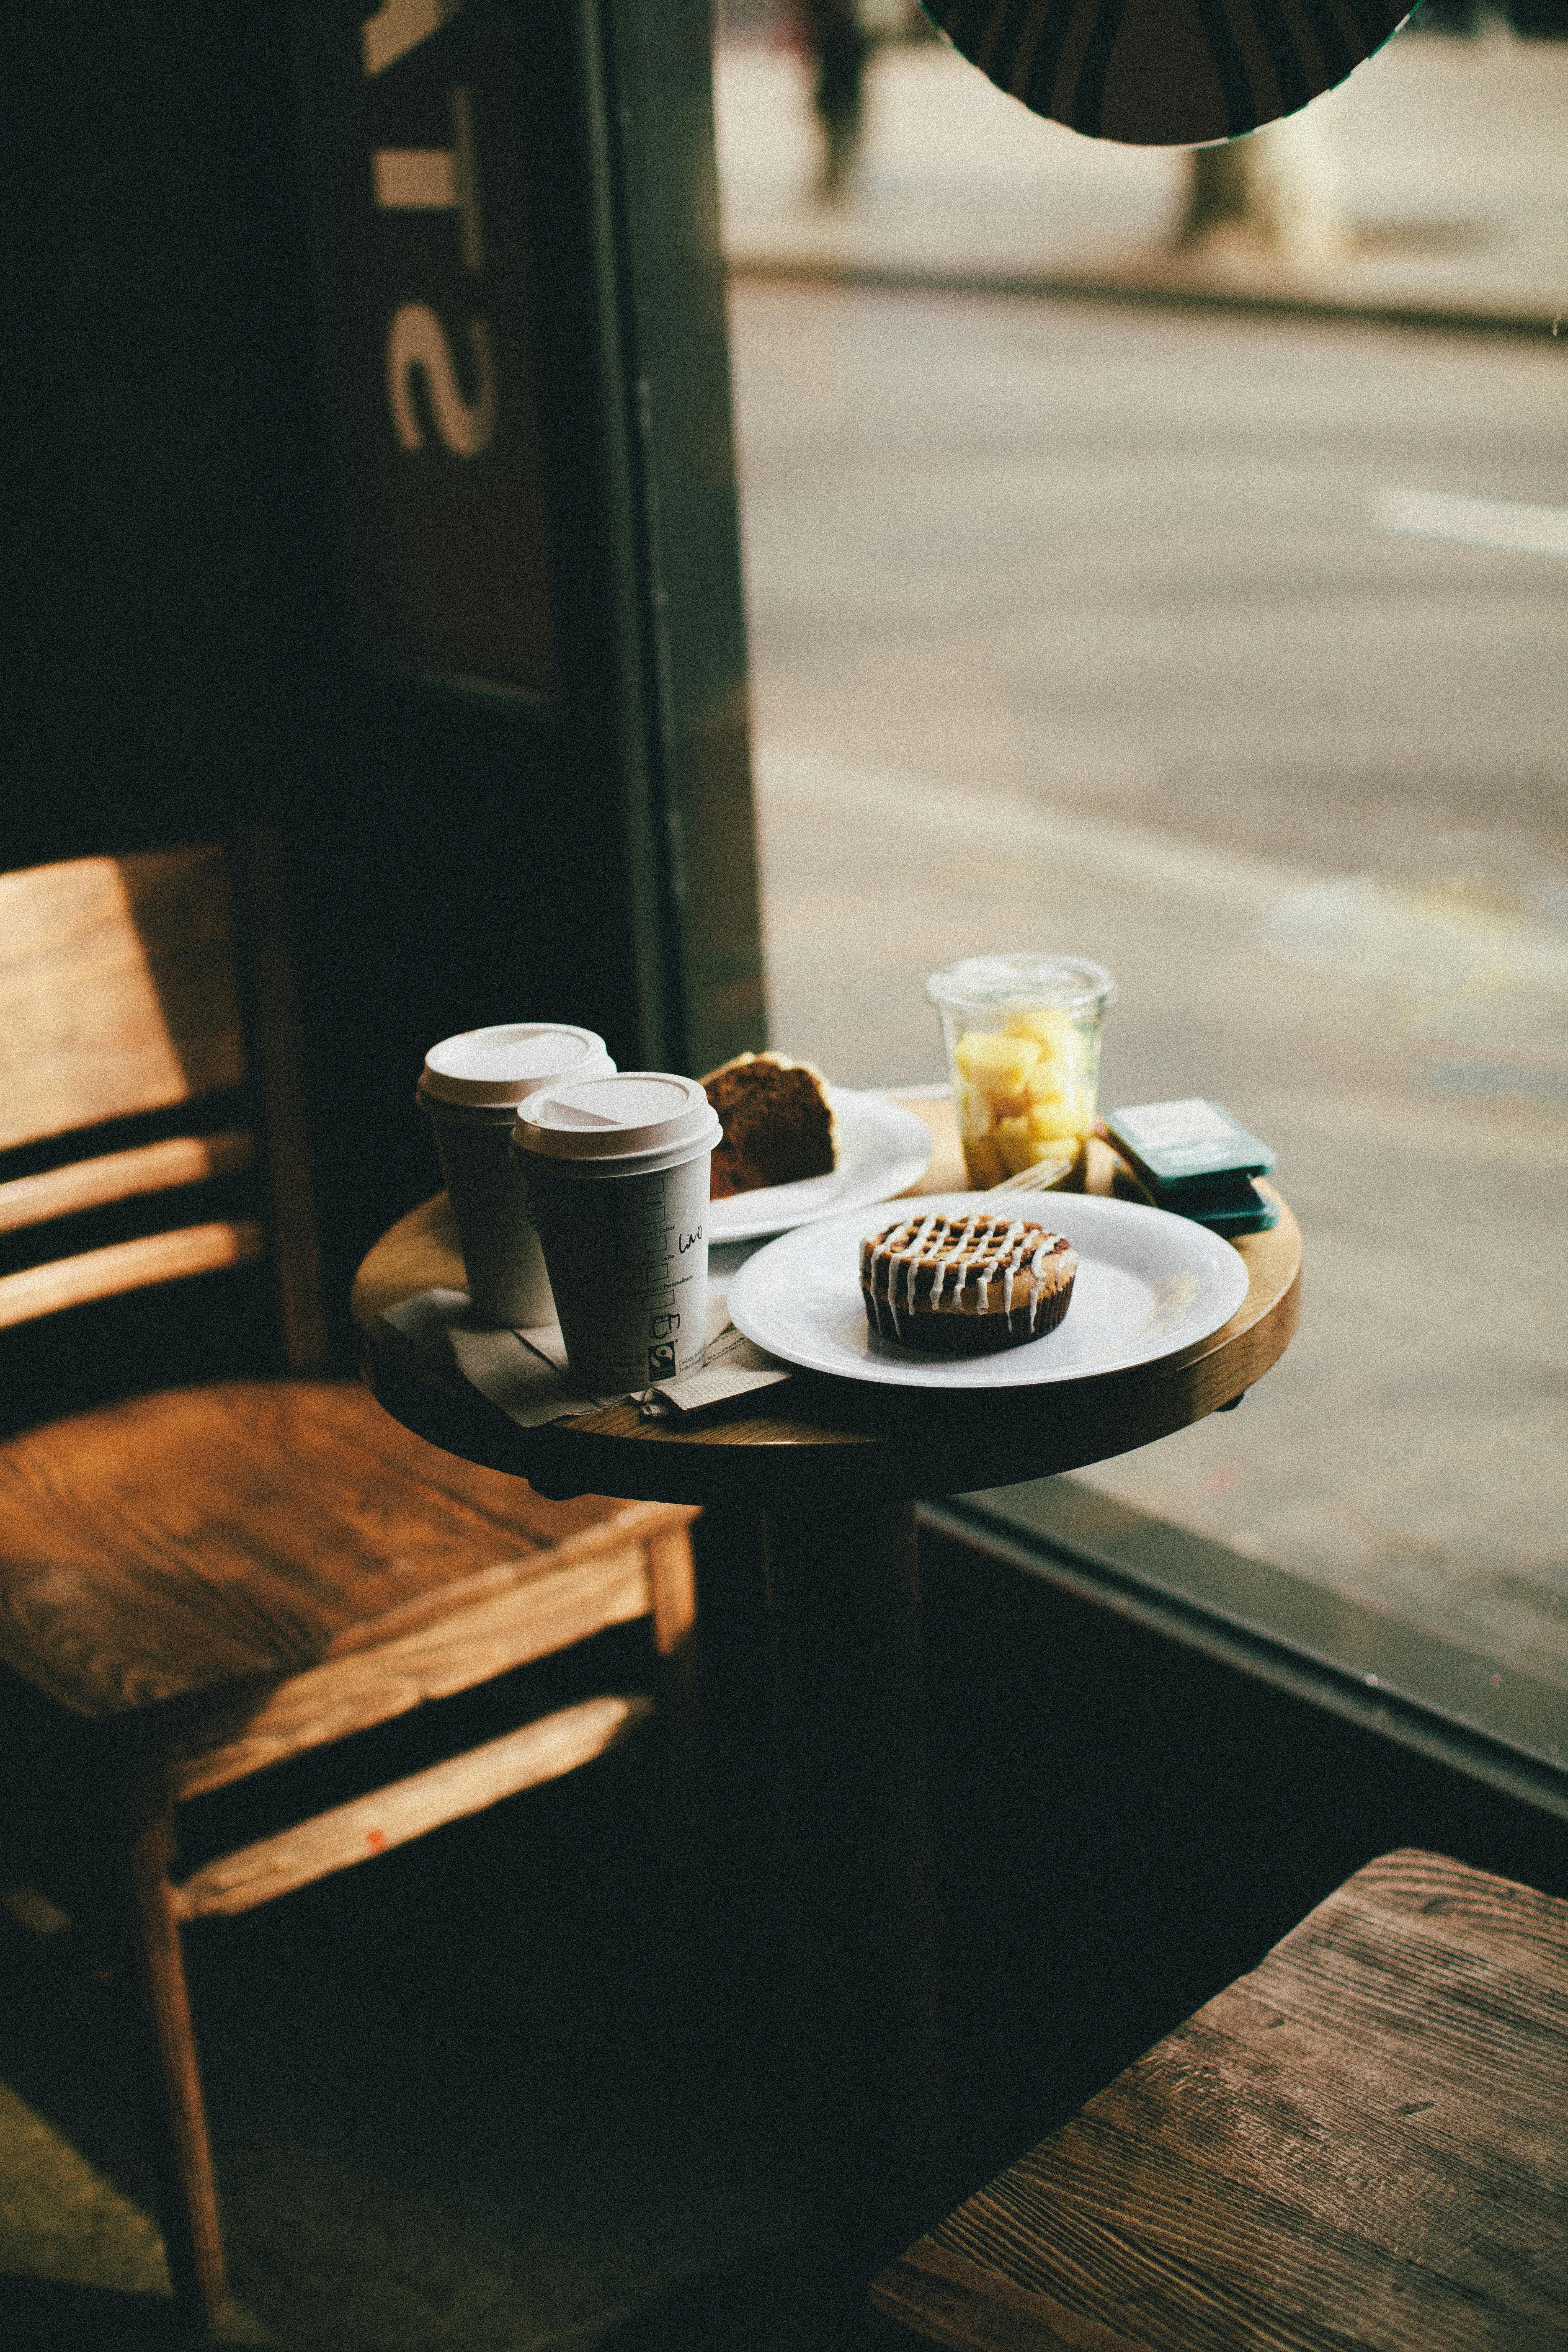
[{"left": 874, "top": 1849, "right": 1568, "bottom": 2352}]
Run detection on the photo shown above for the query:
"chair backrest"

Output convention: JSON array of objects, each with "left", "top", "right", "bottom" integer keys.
[{"left": 0, "top": 836, "right": 327, "bottom": 1370}]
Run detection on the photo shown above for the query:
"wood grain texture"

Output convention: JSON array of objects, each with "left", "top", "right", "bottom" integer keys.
[
  {"left": 0, "top": 1132, "right": 253, "bottom": 1236},
  {"left": 0, "top": 1219, "right": 265, "bottom": 1333},
  {"left": 0, "top": 848, "right": 245, "bottom": 1152},
  {"left": 0, "top": 1377, "right": 696, "bottom": 1717},
  {"left": 874, "top": 1852, "right": 1568, "bottom": 2352},
  {"left": 351, "top": 1104, "right": 1300, "bottom": 1506},
  {"left": 171, "top": 1695, "right": 653, "bottom": 1919},
  {"left": 874, "top": 2241, "right": 1147, "bottom": 2352},
  {"left": 167, "top": 1544, "right": 658, "bottom": 1799}
]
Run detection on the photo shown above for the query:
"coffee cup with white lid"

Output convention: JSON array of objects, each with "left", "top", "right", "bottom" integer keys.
[
  {"left": 417, "top": 1024, "right": 614, "bottom": 1327},
  {"left": 515, "top": 1072, "right": 722, "bottom": 1394}
]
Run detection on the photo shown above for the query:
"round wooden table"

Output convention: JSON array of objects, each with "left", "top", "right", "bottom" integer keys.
[{"left": 353, "top": 1106, "right": 1300, "bottom": 2259}]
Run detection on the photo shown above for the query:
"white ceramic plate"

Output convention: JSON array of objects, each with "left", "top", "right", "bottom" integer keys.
[
  {"left": 706, "top": 1089, "right": 934, "bottom": 1243},
  {"left": 727, "top": 1191, "right": 1251, "bottom": 1390}
]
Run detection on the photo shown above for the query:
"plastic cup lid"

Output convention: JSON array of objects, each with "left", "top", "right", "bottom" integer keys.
[
  {"left": 515, "top": 1071, "right": 721, "bottom": 1163},
  {"left": 926, "top": 955, "right": 1116, "bottom": 1015},
  {"left": 419, "top": 1023, "right": 614, "bottom": 1107}
]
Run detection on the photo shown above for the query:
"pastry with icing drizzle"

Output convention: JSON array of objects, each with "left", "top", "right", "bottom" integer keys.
[{"left": 860, "top": 1210, "right": 1076, "bottom": 1354}]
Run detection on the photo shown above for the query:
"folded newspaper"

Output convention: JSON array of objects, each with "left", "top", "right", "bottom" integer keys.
[{"left": 380, "top": 1286, "right": 792, "bottom": 1430}]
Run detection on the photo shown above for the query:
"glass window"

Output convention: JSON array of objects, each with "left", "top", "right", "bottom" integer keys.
[{"left": 717, "top": 3, "right": 1568, "bottom": 1772}]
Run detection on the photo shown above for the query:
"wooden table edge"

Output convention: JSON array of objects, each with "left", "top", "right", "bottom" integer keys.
[{"left": 352, "top": 1111, "right": 1300, "bottom": 1503}]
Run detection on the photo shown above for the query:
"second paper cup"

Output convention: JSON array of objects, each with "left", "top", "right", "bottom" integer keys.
[{"left": 515, "top": 1071, "right": 722, "bottom": 1393}]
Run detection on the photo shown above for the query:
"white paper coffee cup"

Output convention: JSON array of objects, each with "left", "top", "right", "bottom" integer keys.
[
  {"left": 417, "top": 1024, "right": 614, "bottom": 1326},
  {"left": 515, "top": 1071, "right": 722, "bottom": 1394}
]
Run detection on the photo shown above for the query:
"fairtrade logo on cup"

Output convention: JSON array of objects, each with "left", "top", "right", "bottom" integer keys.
[
  {"left": 514, "top": 1072, "right": 722, "bottom": 1395},
  {"left": 417, "top": 1022, "right": 614, "bottom": 1327}
]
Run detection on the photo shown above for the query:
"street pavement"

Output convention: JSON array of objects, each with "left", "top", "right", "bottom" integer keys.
[
  {"left": 717, "top": 17, "right": 1568, "bottom": 330},
  {"left": 725, "top": 276, "right": 1568, "bottom": 1706}
]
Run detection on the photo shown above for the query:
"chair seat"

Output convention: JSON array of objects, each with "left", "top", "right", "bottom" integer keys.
[
  {"left": 875, "top": 1850, "right": 1568, "bottom": 2352},
  {"left": 0, "top": 1378, "right": 689, "bottom": 1718}
]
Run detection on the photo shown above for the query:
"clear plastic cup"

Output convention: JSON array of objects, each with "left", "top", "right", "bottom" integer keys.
[{"left": 926, "top": 955, "right": 1116, "bottom": 1192}]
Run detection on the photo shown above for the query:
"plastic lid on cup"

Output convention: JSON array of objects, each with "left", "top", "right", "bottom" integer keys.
[
  {"left": 925, "top": 955, "right": 1116, "bottom": 1016},
  {"left": 418, "top": 1023, "right": 614, "bottom": 1108},
  {"left": 515, "top": 1071, "right": 722, "bottom": 1164}
]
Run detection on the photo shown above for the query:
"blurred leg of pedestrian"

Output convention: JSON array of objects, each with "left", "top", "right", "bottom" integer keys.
[
  {"left": 1177, "top": 112, "right": 1347, "bottom": 272},
  {"left": 797, "top": 0, "right": 872, "bottom": 198}
]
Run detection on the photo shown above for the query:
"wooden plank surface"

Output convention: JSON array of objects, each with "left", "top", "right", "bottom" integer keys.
[
  {"left": 168, "top": 1544, "right": 656, "bottom": 1798},
  {"left": 874, "top": 2240, "right": 1148, "bottom": 2352},
  {"left": 0, "top": 1131, "right": 253, "bottom": 1236},
  {"left": 171, "top": 1695, "right": 653, "bottom": 1919},
  {"left": 0, "top": 848, "right": 245, "bottom": 1152},
  {"left": 0, "top": 1219, "right": 264, "bottom": 1332},
  {"left": 874, "top": 1851, "right": 1568, "bottom": 2352},
  {"left": 0, "top": 1377, "right": 693, "bottom": 1716}
]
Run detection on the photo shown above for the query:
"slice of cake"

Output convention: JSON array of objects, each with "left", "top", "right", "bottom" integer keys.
[
  {"left": 861, "top": 1210, "right": 1076, "bottom": 1354},
  {"left": 701, "top": 1051, "right": 837, "bottom": 1200}
]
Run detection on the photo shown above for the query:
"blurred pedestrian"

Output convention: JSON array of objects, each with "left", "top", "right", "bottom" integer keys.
[{"left": 795, "top": 0, "right": 873, "bottom": 196}]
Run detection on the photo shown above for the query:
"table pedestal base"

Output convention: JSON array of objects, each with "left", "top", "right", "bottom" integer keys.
[{"left": 756, "top": 1496, "right": 949, "bottom": 2264}]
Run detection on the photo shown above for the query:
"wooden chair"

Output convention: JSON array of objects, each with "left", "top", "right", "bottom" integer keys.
[
  {"left": 874, "top": 1849, "right": 1568, "bottom": 2352},
  {"left": 0, "top": 838, "right": 698, "bottom": 2337}
]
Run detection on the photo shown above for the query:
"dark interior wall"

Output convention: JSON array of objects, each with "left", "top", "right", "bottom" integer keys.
[
  {"left": 5, "top": 1, "right": 763, "bottom": 1366},
  {"left": 5, "top": 0, "right": 498, "bottom": 1347},
  {"left": 916, "top": 1525, "right": 1568, "bottom": 2191},
  {"left": 5, "top": 3, "right": 330, "bottom": 873}
]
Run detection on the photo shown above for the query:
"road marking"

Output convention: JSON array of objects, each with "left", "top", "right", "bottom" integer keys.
[{"left": 1376, "top": 487, "right": 1568, "bottom": 560}]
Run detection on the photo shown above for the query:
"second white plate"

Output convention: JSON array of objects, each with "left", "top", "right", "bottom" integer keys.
[
  {"left": 727, "top": 1191, "right": 1251, "bottom": 1389},
  {"left": 706, "top": 1089, "right": 934, "bottom": 1242}
]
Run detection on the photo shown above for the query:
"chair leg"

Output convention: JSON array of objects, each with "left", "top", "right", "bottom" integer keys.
[
  {"left": 647, "top": 1525, "right": 701, "bottom": 1876},
  {"left": 650, "top": 1525, "right": 700, "bottom": 1769},
  {"left": 649, "top": 1524, "right": 698, "bottom": 1688},
  {"left": 113, "top": 1775, "right": 227, "bottom": 2336}
]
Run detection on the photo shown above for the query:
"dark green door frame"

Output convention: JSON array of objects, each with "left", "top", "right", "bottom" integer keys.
[
  {"left": 571, "top": 0, "right": 766, "bottom": 1078},
  {"left": 295, "top": 0, "right": 764, "bottom": 1081}
]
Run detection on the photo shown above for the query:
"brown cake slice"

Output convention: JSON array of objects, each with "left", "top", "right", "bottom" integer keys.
[
  {"left": 701, "top": 1051, "right": 837, "bottom": 1200},
  {"left": 861, "top": 1210, "right": 1076, "bottom": 1355}
]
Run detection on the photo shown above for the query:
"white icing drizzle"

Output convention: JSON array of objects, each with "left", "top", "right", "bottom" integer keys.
[{"left": 862, "top": 1212, "right": 1074, "bottom": 1338}]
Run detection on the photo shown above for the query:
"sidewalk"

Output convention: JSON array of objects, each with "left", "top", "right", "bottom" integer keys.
[{"left": 715, "top": 21, "right": 1568, "bottom": 333}]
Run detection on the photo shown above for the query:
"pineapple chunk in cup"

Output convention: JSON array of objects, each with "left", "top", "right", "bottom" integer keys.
[{"left": 927, "top": 954, "right": 1116, "bottom": 1191}]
